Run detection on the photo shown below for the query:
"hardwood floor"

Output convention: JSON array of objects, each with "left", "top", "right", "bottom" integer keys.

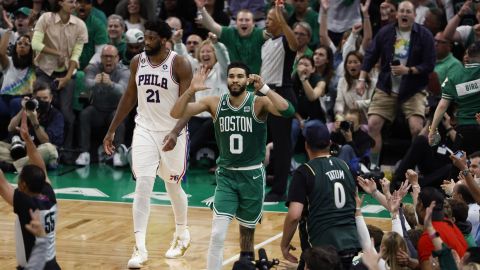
[{"left": 0, "top": 200, "right": 391, "bottom": 270}]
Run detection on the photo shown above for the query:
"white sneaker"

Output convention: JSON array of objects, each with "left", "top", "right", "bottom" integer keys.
[
  {"left": 75, "top": 152, "right": 90, "bottom": 166},
  {"left": 165, "top": 229, "right": 191, "bottom": 259},
  {"left": 127, "top": 246, "right": 148, "bottom": 268},
  {"left": 113, "top": 144, "right": 128, "bottom": 167}
]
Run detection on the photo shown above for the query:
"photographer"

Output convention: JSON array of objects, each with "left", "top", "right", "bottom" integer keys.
[
  {"left": 0, "top": 82, "right": 63, "bottom": 172},
  {"left": 330, "top": 109, "right": 375, "bottom": 175}
]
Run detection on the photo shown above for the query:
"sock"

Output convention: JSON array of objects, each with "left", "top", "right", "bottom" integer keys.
[
  {"left": 207, "top": 216, "right": 231, "bottom": 270},
  {"left": 370, "top": 152, "right": 380, "bottom": 168},
  {"left": 165, "top": 182, "right": 188, "bottom": 237},
  {"left": 133, "top": 176, "right": 155, "bottom": 254}
]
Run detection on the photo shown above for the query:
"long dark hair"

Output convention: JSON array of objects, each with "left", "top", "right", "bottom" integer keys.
[
  {"left": 12, "top": 35, "right": 33, "bottom": 70},
  {"left": 314, "top": 45, "right": 334, "bottom": 87},
  {"left": 344, "top": 51, "right": 370, "bottom": 91}
]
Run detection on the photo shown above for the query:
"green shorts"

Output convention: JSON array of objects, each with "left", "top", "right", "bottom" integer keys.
[{"left": 212, "top": 166, "right": 265, "bottom": 228}]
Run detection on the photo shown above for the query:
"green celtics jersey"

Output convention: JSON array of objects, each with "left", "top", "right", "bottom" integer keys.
[
  {"left": 213, "top": 92, "right": 267, "bottom": 168},
  {"left": 303, "top": 156, "right": 359, "bottom": 250},
  {"left": 441, "top": 63, "right": 480, "bottom": 125}
]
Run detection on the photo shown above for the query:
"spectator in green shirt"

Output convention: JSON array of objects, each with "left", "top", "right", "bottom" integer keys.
[
  {"left": 106, "top": 14, "right": 127, "bottom": 63},
  {"left": 434, "top": 31, "right": 463, "bottom": 87},
  {"left": 76, "top": 0, "right": 108, "bottom": 70},
  {"left": 287, "top": 0, "right": 319, "bottom": 48},
  {"left": 292, "top": 21, "right": 313, "bottom": 76}
]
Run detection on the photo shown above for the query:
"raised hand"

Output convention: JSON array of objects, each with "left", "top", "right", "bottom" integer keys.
[
  {"left": 171, "top": 29, "right": 183, "bottom": 44},
  {"left": 360, "top": 0, "right": 371, "bottom": 15},
  {"left": 320, "top": 0, "right": 329, "bottom": 11},
  {"left": 388, "top": 190, "right": 401, "bottom": 213},
  {"left": 355, "top": 188, "right": 366, "bottom": 210},
  {"left": 248, "top": 74, "right": 266, "bottom": 92},
  {"left": 379, "top": 178, "right": 391, "bottom": 199},
  {"left": 207, "top": 32, "right": 218, "bottom": 44},
  {"left": 17, "top": 111, "right": 31, "bottom": 142},
  {"left": 458, "top": 0, "right": 472, "bottom": 17},
  {"left": 25, "top": 209, "right": 46, "bottom": 237},
  {"left": 194, "top": 0, "right": 206, "bottom": 8},
  {"left": 450, "top": 151, "right": 468, "bottom": 170},
  {"left": 352, "top": 23, "right": 363, "bottom": 34},
  {"left": 405, "top": 169, "right": 419, "bottom": 186},
  {"left": 423, "top": 201, "right": 436, "bottom": 229},
  {"left": 190, "top": 66, "right": 211, "bottom": 92},
  {"left": 441, "top": 179, "right": 455, "bottom": 196},
  {"left": 357, "top": 176, "right": 377, "bottom": 194},
  {"left": 397, "top": 180, "right": 412, "bottom": 199}
]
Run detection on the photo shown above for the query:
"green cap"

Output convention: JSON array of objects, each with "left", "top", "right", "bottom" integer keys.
[{"left": 15, "top": 7, "right": 31, "bottom": 17}]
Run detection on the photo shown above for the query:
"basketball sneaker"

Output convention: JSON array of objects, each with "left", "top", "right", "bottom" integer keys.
[
  {"left": 165, "top": 229, "right": 191, "bottom": 258},
  {"left": 127, "top": 246, "right": 148, "bottom": 268}
]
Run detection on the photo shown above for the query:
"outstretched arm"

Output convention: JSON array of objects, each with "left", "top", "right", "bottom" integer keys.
[
  {"left": 249, "top": 74, "right": 291, "bottom": 117},
  {"left": 104, "top": 55, "right": 140, "bottom": 155},
  {"left": 195, "top": 0, "right": 222, "bottom": 37}
]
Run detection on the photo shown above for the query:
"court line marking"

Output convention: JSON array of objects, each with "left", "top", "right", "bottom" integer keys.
[{"left": 222, "top": 232, "right": 283, "bottom": 266}]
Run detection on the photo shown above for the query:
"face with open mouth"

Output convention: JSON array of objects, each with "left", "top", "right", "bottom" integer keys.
[
  {"left": 14, "top": 15, "right": 29, "bottom": 34},
  {"left": 346, "top": 54, "right": 361, "bottom": 78},
  {"left": 235, "top": 11, "right": 254, "bottom": 37},
  {"left": 76, "top": 0, "right": 92, "bottom": 20},
  {"left": 396, "top": 2, "right": 415, "bottom": 30},
  {"left": 101, "top": 46, "right": 119, "bottom": 74},
  {"left": 16, "top": 36, "right": 31, "bottom": 56},
  {"left": 198, "top": 44, "right": 216, "bottom": 69}
]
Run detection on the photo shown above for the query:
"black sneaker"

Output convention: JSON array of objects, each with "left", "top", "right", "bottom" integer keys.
[{"left": 264, "top": 192, "right": 286, "bottom": 202}]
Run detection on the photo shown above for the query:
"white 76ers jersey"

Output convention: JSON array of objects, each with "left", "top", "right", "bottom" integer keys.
[{"left": 135, "top": 50, "right": 180, "bottom": 131}]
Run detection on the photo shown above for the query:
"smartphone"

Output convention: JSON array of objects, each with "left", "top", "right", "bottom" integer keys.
[
  {"left": 454, "top": 150, "right": 464, "bottom": 159},
  {"left": 391, "top": 59, "right": 400, "bottom": 66}
]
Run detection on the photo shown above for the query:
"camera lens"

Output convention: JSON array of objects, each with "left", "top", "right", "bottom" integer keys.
[{"left": 25, "top": 99, "right": 38, "bottom": 111}]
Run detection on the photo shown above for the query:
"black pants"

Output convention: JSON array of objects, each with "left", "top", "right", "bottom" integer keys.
[
  {"left": 456, "top": 124, "right": 480, "bottom": 156},
  {"left": 392, "top": 135, "right": 452, "bottom": 189},
  {"left": 79, "top": 106, "right": 125, "bottom": 152},
  {"left": 35, "top": 68, "right": 76, "bottom": 149},
  {"left": 188, "top": 116, "right": 215, "bottom": 164},
  {"left": 267, "top": 86, "right": 295, "bottom": 196}
]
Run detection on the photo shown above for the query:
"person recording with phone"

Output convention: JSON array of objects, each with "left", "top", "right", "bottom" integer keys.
[
  {"left": 330, "top": 109, "right": 375, "bottom": 176},
  {"left": 0, "top": 82, "right": 63, "bottom": 173}
]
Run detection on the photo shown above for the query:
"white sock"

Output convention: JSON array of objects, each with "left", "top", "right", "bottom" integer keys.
[
  {"left": 207, "top": 215, "right": 231, "bottom": 270},
  {"left": 165, "top": 182, "right": 188, "bottom": 237},
  {"left": 133, "top": 176, "right": 155, "bottom": 254}
]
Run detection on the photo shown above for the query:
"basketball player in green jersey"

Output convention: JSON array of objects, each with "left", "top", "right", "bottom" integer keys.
[
  {"left": 281, "top": 120, "right": 360, "bottom": 270},
  {"left": 171, "top": 62, "right": 295, "bottom": 270}
]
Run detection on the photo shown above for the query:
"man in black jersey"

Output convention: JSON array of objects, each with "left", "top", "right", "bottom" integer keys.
[
  {"left": 0, "top": 112, "right": 60, "bottom": 270},
  {"left": 281, "top": 120, "right": 359, "bottom": 270}
]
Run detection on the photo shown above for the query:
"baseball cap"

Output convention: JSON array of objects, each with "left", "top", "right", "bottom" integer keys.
[
  {"left": 15, "top": 7, "right": 31, "bottom": 17},
  {"left": 302, "top": 120, "right": 330, "bottom": 150},
  {"left": 125, "top": 29, "right": 144, "bottom": 44}
]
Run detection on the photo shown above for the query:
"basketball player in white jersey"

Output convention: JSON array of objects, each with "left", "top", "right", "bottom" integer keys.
[{"left": 103, "top": 20, "right": 193, "bottom": 268}]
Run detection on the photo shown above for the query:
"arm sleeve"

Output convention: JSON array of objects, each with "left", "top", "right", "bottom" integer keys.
[
  {"left": 392, "top": 216, "right": 404, "bottom": 237},
  {"left": 31, "top": 31, "right": 46, "bottom": 53},
  {"left": 25, "top": 238, "right": 48, "bottom": 270},
  {"left": 70, "top": 42, "right": 84, "bottom": 67},
  {"left": 342, "top": 33, "right": 358, "bottom": 60},
  {"left": 356, "top": 215, "right": 376, "bottom": 253},
  {"left": 334, "top": 78, "right": 346, "bottom": 115},
  {"left": 112, "top": 68, "right": 131, "bottom": 95},
  {"left": 213, "top": 42, "right": 230, "bottom": 70}
]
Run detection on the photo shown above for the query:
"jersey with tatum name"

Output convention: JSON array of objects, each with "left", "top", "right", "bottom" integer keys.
[
  {"left": 213, "top": 92, "right": 267, "bottom": 168},
  {"left": 14, "top": 184, "right": 58, "bottom": 268},
  {"left": 135, "top": 50, "right": 180, "bottom": 132}
]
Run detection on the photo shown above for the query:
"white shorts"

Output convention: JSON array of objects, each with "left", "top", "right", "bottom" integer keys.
[{"left": 131, "top": 125, "right": 188, "bottom": 183}]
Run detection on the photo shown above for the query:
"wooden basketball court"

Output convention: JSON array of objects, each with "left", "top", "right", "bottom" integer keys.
[{"left": 0, "top": 165, "right": 392, "bottom": 269}]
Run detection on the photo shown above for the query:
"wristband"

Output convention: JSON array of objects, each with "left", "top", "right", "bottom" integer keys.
[
  {"left": 259, "top": 84, "right": 270, "bottom": 95},
  {"left": 358, "top": 78, "right": 365, "bottom": 82},
  {"left": 371, "top": 189, "right": 379, "bottom": 197}
]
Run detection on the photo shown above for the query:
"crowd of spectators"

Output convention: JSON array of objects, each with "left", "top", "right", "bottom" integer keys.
[{"left": 0, "top": 0, "right": 479, "bottom": 268}]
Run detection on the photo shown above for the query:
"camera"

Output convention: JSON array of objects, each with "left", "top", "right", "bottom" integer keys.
[
  {"left": 340, "top": 121, "right": 353, "bottom": 132},
  {"left": 25, "top": 98, "right": 39, "bottom": 111},
  {"left": 10, "top": 135, "right": 26, "bottom": 160},
  {"left": 360, "top": 170, "right": 385, "bottom": 181},
  {"left": 232, "top": 248, "right": 279, "bottom": 270}
]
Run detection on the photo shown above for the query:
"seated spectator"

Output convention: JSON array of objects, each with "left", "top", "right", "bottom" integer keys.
[
  {"left": 106, "top": 14, "right": 127, "bottom": 62},
  {"left": 447, "top": 198, "right": 477, "bottom": 247},
  {"left": 0, "top": 7, "right": 34, "bottom": 50},
  {"left": 75, "top": 45, "right": 129, "bottom": 166},
  {"left": 172, "top": 30, "right": 229, "bottom": 166},
  {"left": 122, "top": 28, "right": 144, "bottom": 66},
  {"left": 330, "top": 109, "right": 375, "bottom": 175},
  {"left": 0, "top": 32, "right": 36, "bottom": 130},
  {"left": 452, "top": 184, "right": 480, "bottom": 240},
  {"left": 335, "top": 51, "right": 376, "bottom": 124},
  {"left": 416, "top": 187, "right": 467, "bottom": 268},
  {"left": 0, "top": 82, "right": 63, "bottom": 172}
]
